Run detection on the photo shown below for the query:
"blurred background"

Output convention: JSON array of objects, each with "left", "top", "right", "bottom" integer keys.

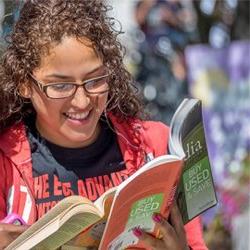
[{"left": 0, "top": 1, "right": 249, "bottom": 249}]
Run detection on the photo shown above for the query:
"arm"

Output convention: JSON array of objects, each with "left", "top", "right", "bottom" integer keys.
[
  {"left": 0, "top": 151, "right": 7, "bottom": 220},
  {"left": 184, "top": 216, "right": 208, "bottom": 250},
  {"left": 0, "top": 151, "right": 29, "bottom": 249}
]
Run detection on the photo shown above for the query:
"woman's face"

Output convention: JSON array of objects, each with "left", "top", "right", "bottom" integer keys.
[{"left": 27, "top": 36, "right": 109, "bottom": 148}]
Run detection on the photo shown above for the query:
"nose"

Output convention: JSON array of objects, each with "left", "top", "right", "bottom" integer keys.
[{"left": 71, "top": 85, "right": 90, "bottom": 109}]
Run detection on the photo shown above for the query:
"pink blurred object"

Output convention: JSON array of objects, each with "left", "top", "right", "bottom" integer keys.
[{"left": 0, "top": 213, "right": 26, "bottom": 225}]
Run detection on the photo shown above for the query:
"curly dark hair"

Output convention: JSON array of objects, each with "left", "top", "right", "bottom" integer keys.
[{"left": 0, "top": 0, "right": 145, "bottom": 133}]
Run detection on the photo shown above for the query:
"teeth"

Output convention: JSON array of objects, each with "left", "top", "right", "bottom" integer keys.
[{"left": 65, "top": 111, "right": 89, "bottom": 120}]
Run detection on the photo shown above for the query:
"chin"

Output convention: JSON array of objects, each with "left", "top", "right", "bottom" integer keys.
[{"left": 63, "top": 131, "right": 96, "bottom": 147}]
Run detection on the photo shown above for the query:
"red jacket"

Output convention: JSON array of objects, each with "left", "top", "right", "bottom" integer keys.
[{"left": 0, "top": 115, "right": 207, "bottom": 249}]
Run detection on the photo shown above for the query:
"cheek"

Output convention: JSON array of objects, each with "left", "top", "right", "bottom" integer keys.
[
  {"left": 30, "top": 91, "right": 63, "bottom": 117},
  {"left": 92, "top": 93, "right": 109, "bottom": 113}
]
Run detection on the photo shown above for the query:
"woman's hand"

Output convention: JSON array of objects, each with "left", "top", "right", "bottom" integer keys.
[
  {"left": 132, "top": 203, "right": 189, "bottom": 250},
  {"left": 0, "top": 223, "right": 28, "bottom": 250}
]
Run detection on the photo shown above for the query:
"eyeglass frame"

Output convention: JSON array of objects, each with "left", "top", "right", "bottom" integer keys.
[{"left": 28, "top": 72, "right": 110, "bottom": 99}]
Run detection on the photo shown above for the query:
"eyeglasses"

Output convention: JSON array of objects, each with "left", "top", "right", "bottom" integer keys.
[{"left": 29, "top": 73, "right": 109, "bottom": 99}]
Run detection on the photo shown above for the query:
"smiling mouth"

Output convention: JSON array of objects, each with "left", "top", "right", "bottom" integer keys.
[{"left": 63, "top": 110, "right": 91, "bottom": 120}]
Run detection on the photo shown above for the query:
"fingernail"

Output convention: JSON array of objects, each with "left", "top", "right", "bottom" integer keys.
[
  {"left": 132, "top": 227, "right": 143, "bottom": 237},
  {"left": 152, "top": 213, "right": 162, "bottom": 223}
]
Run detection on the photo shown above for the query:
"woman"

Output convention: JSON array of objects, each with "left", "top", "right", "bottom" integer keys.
[{"left": 0, "top": 1, "right": 207, "bottom": 249}]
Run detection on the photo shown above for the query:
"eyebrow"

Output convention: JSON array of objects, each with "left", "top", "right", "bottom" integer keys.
[{"left": 44, "top": 65, "right": 105, "bottom": 80}]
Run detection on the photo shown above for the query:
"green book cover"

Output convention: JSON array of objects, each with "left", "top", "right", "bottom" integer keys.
[
  {"left": 169, "top": 98, "right": 217, "bottom": 224},
  {"left": 178, "top": 122, "right": 217, "bottom": 223},
  {"left": 126, "top": 193, "right": 164, "bottom": 231}
]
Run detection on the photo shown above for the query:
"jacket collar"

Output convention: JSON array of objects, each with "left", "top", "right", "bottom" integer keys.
[{"left": 0, "top": 122, "right": 32, "bottom": 165}]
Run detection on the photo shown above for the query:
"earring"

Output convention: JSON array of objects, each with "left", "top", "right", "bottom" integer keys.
[{"left": 16, "top": 84, "right": 32, "bottom": 99}]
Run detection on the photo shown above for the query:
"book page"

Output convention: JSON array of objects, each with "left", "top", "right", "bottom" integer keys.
[
  {"left": 99, "top": 157, "right": 183, "bottom": 250},
  {"left": 64, "top": 189, "right": 116, "bottom": 248},
  {"left": 30, "top": 210, "right": 101, "bottom": 250},
  {"left": 6, "top": 196, "right": 102, "bottom": 250}
]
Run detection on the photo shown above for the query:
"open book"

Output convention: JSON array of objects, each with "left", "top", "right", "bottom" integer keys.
[{"left": 6, "top": 98, "right": 217, "bottom": 250}]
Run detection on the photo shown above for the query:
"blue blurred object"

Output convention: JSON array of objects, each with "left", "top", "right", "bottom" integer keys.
[{"left": 134, "top": 0, "right": 197, "bottom": 123}]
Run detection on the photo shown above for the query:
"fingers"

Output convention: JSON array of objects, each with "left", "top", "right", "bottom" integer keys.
[
  {"left": 132, "top": 227, "right": 166, "bottom": 250},
  {"left": 169, "top": 202, "right": 186, "bottom": 238},
  {"left": 0, "top": 223, "right": 28, "bottom": 233},
  {"left": 132, "top": 208, "right": 189, "bottom": 250},
  {"left": 152, "top": 209, "right": 189, "bottom": 250},
  {"left": 0, "top": 223, "right": 28, "bottom": 249},
  {"left": 152, "top": 213, "right": 180, "bottom": 247}
]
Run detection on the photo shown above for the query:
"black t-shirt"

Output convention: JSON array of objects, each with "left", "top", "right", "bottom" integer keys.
[{"left": 25, "top": 116, "right": 129, "bottom": 219}]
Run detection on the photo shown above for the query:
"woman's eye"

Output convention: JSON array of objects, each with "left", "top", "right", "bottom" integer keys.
[
  {"left": 50, "top": 84, "right": 74, "bottom": 91},
  {"left": 86, "top": 80, "right": 97, "bottom": 88},
  {"left": 86, "top": 78, "right": 106, "bottom": 90}
]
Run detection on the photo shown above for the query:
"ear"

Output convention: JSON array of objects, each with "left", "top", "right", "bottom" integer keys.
[{"left": 18, "top": 83, "right": 32, "bottom": 98}]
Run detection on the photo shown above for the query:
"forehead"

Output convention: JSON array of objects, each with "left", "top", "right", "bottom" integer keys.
[{"left": 34, "top": 36, "right": 102, "bottom": 78}]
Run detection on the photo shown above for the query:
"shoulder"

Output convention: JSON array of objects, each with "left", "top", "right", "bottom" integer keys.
[
  {"left": 140, "top": 120, "right": 169, "bottom": 138},
  {"left": 139, "top": 120, "right": 170, "bottom": 156},
  {"left": 0, "top": 122, "right": 25, "bottom": 150},
  {"left": 113, "top": 115, "right": 170, "bottom": 155},
  {"left": 108, "top": 114, "right": 171, "bottom": 156},
  {"left": 0, "top": 121, "right": 30, "bottom": 164},
  {"left": 109, "top": 114, "right": 169, "bottom": 137}
]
